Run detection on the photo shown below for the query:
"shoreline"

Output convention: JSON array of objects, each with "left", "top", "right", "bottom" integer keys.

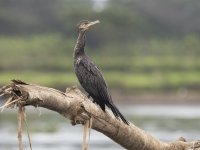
[{"left": 111, "top": 90, "right": 200, "bottom": 105}]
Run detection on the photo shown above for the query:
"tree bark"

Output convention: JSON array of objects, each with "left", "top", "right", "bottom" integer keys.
[{"left": 0, "top": 80, "right": 200, "bottom": 150}]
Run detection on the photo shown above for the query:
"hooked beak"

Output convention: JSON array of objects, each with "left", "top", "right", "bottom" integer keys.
[{"left": 86, "top": 20, "right": 100, "bottom": 29}]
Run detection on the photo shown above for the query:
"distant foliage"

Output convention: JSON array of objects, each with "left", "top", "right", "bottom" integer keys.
[{"left": 0, "top": 0, "right": 200, "bottom": 37}]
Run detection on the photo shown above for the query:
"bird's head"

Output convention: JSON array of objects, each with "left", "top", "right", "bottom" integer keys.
[{"left": 77, "top": 20, "right": 100, "bottom": 32}]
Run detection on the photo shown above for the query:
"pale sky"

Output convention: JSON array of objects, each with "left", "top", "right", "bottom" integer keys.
[{"left": 92, "top": 0, "right": 108, "bottom": 11}]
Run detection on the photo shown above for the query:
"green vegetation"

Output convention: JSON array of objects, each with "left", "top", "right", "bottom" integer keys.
[
  {"left": 1, "top": 70, "right": 200, "bottom": 91},
  {"left": 0, "top": 34, "right": 199, "bottom": 92}
]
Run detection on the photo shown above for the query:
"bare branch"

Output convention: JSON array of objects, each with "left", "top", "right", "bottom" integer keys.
[{"left": 0, "top": 80, "right": 200, "bottom": 150}]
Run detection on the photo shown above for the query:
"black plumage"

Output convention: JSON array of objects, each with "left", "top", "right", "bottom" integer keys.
[{"left": 73, "top": 20, "right": 129, "bottom": 125}]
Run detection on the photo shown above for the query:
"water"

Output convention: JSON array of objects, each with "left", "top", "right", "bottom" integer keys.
[{"left": 0, "top": 105, "right": 200, "bottom": 150}]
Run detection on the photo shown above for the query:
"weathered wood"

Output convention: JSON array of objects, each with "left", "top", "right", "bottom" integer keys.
[{"left": 0, "top": 80, "right": 200, "bottom": 150}]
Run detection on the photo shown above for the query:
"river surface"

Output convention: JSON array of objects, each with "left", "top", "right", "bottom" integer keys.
[{"left": 0, "top": 105, "right": 200, "bottom": 150}]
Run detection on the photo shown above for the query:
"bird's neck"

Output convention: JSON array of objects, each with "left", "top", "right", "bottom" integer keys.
[{"left": 73, "top": 31, "right": 86, "bottom": 59}]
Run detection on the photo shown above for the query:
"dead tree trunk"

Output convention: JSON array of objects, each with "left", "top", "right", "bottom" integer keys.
[{"left": 0, "top": 80, "right": 200, "bottom": 150}]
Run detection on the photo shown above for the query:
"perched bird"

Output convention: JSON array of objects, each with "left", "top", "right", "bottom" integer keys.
[{"left": 73, "top": 20, "right": 129, "bottom": 125}]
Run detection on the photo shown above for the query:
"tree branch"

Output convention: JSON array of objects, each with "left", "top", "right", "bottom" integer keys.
[{"left": 0, "top": 80, "right": 200, "bottom": 150}]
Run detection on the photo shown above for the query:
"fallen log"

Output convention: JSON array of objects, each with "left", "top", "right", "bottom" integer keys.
[{"left": 0, "top": 80, "right": 200, "bottom": 150}]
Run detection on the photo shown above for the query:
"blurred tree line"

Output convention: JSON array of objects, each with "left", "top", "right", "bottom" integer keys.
[
  {"left": 1, "top": 0, "right": 200, "bottom": 36},
  {"left": 0, "top": 0, "right": 200, "bottom": 92}
]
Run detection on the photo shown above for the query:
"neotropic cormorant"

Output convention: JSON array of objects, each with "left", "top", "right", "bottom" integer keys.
[{"left": 73, "top": 20, "right": 129, "bottom": 125}]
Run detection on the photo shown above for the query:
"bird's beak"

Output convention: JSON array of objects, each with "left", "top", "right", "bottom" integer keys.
[{"left": 86, "top": 20, "right": 100, "bottom": 29}]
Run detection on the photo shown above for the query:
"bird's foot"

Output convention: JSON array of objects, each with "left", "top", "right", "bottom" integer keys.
[
  {"left": 84, "top": 94, "right": 91, "bottom": 101},
  {"left": 87, "top": 94, "right": 91, "bottom": 99}
]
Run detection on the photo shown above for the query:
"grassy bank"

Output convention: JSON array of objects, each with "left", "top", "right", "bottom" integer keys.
[
  {"left": 1, "top": 70, "right": 200, "bottom": 91},
  {"left": 0, "top": 34, "right": 200, "bottom": 92}
]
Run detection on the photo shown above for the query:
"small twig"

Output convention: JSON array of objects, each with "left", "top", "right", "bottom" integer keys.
[
  {"left": 82, "top": 120, "right": 89, "bottom": 150},
  {"left": 82, "top": 118, "right": 93, "bottom": 150},
  {"left": 0, "top": 85, "right": 11, "bottom": 94},
  {"left": 5, "top": 98, "right": 19, "bottom": 107},
  {"left": 0, "top": 98, "right": 20, "bottom": 112},
  {"left": 0, "top": 97, "right": 13, "bottom": 112},
  {"left": 0, "top": 93, "right": 6, "bottom": 98},
  {"left": 22, "top": 107, "right": 33, "bottom": 150},
  {"left": 88, "top": 118, "right": 92, "bottom": 149},
  {"left": 18, "top": 105, "right": 23, "bottom": 150}
]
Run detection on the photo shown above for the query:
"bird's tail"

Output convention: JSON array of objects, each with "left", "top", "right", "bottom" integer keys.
[{"left": 108, "top": 103, "right": 129, "bottom": 125}]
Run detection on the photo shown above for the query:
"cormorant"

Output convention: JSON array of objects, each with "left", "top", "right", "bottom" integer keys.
[{"left": 73, "top": 20, "right": 129, "bottom": 125}]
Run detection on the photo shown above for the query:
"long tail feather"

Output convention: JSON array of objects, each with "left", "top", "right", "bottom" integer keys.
[{"left": 108, "top": 103, "right": 129, "bottom": 125}]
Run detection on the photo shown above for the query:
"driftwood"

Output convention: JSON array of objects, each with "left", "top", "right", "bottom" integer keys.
[{"left": 0, "top": 80, "right": 200, "bottom": 150}]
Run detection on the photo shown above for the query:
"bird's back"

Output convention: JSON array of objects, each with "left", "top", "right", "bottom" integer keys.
[{"left": 74, "top": 55, "right": 112, "bottom": 109}]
